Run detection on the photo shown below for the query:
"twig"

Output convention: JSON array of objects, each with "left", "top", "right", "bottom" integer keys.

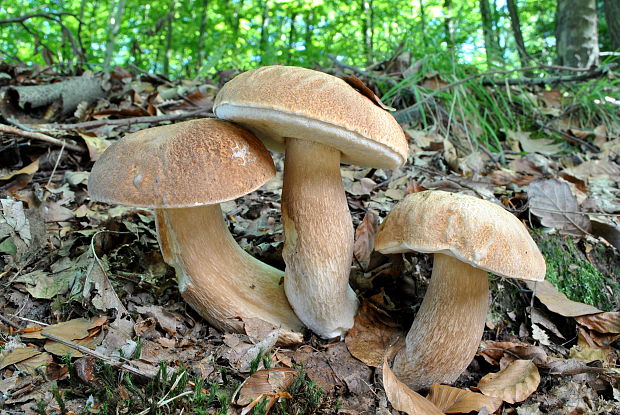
[
  {"left": 0, "top": 313, "right": 21, "bottom": 329},
  {"left": 41, "top": 332, "right": 155, "bottom": 378},
  {"left": 536, "top": 122, "right": 600, "bottom": 152},
  {"left": 0, "top": 124, "right": 85, "bottom": 152},
  {"left": 0, "top": 12, "right": 77, "bottom": 25},
  {"left": 51, "top": 108, "right": 214, "bottom": 130}
]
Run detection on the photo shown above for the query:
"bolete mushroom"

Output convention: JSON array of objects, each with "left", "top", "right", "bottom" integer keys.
[
  {"left": 213, "top": 66, "right": 408, "bottom": 338},
  {"left": 88, "top": 118, "right": 303, "bottom": 343},
  {"left": 374, "top": 190, "right": 546, "bottom": 390}
]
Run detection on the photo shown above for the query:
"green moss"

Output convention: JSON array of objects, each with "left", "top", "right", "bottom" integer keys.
[{"left": 538, "top": 234, "right": 611, "bottom": 309}]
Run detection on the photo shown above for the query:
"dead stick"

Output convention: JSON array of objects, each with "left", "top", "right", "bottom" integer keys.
[
  {"left": 52, "top": 108, "right": 214, "bottom": 130},
  {"left": 41, "top": 332, "right": 155, "bottom": 379},
  {"left": 0, "top": 313, "right": 21, "bottom": 329},
  {"left": 0, "top": 123, "right": 85, "bottom": 152}
]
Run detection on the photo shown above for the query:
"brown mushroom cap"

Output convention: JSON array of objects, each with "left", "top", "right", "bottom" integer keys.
[
  {"left": 375, "top": 190, "right": 546, "bottom": 280},
  {"left": 213, "top": 65, "right": 408, "bottom": 169},
  {"left": 88, "top": 118, "right": 275, "bottom": 208}
]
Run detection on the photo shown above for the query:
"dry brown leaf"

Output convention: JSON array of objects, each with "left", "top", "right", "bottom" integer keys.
[
  {"left": 341, "top": 76, "right": 395, "bottom": 111},
  {"left": 353, "top": 211, "right": 378, "bottom": 268},
  {"left": 528, "top": 179, "right": 591, "bottom": 236},
  {"left": 382, "top": 356, "right": 444, "bottom": 415},
  {"left": 507, "top": 130, "right": 564, "bottom": 155},
  {"left": 0, "top": 158, "right": 40, "bottom": 181},
  {"left": 345, "top": 301, "right": 404, "bottom": 367},
  {"left": 478, "top": 359, "right": 540, "bottom": 404},
  {"left": 0, "top": 347, "right": 42, "bottom": 370},
  {"left": 78, "top": 132, "right": 112, "bottom": 161},
  {"left": 426, "top": 384, "right": 503, "bottom": 413},
  {"left": 234, "top": 368, "right": 297, "bottom": 408},
  {"left": 575, "top": 312, "right": 620, "bottom": 334},
  {"left": 479, "top": 342, "right": 548, "bottom": 367},
  {"left": 526, "top": 281, "right": 602, "bottom": 317},
  {"left": 16, "top": 352, "right": 53, "bottom": 375}
]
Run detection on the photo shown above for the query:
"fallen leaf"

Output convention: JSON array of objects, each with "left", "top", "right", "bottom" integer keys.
[
  {"left": 348, "top": 177, "right": 377, "bottom": 196},
  {"left": 234, "top": 368, "right": 297, "bottom": 406},
  {"left": 478, "top": 359, "right": 540, "bottom": 404},
  {"left": 16, "top": 352, "right": 53, "bottom": 375},
  {"left": 0, "top": 158, "right": 40, "bottom": 180},
  {"left": 342, "top": 76, "right": 395, "bottom": 111},
  {"left": 426, "top": 384, "right": 503, "bottom": 413},
  {"left": 353, "top": 212, "right": 378, "bottom": 268},
  {"left": 526, "top": 280, "right": 602, "bottom": 317},
  {"left": 507, "top": 130, "right": 564, "bottom": 155},
  {"left": 345, "top": 301, "right": 403, "bottom": 367},
  {"left": 479, "top": 342, "right": 548, "bottom": 367},
  {"left": 0, "top": 347, "right": 42, "bottom": 370},
  {"left": 528, "top": 179, "right": 591, "bottom": 236},
  {"left": 242, "top": 317, "right": 303, "bottom": 346},
  {"left": 575, "top": 312, "right": 620, "bottom": 334},
  {"left": 382, "top": 355, "right": 443, "bottom": 415},
  {"left": 568, "top": 344, "right": 612, "bottom": 365}
]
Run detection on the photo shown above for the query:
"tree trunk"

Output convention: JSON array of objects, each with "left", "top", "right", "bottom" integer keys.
[
  {"left": 419, "top": 0, "right": 427, "bottom": 43},
  {"left": 286, "top": 10, "right": 298, "bottom": 64},
  {"left": 361, "top": 0, "right": 374, "bottom": 65},
  {"left": 479, "top": 0, "right": 500, "bottom": 66},
  {"left": 259, "top": 1, "right": 271, "bottom": 63},
  {"left": 604, "top": 0, "right": 620, "bottom": 51},
  {"left": 507, "top": 0, "right": 528, "bottom": 66},
  {"left": 103, "top": 0, "right": 127, "bottom": 70},
  {"left": 304, "top": 10, "right": 314, "bottom": 58},
  {"left": 229, "top": 0, "right": 245, "bottom": 52},
  {"left": 443, "top": 0, "right": 454, "bottom": 49},
  {"left": 163, "top": 0, "right": 176, "bottom": 77},
  {"left": 556, "top": 0, "right": 599, "bottom": 67},
  {"left": 195, "top": 0, "right": 209, "bottom": 72}
]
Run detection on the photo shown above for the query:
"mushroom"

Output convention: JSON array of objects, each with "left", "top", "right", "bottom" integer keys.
[
  {"left": 88, "top": 118, "right": 304, "bottom": 343},
  {"left": 374, "top": 190, "right": 546, "bottom": 390},
  {"left": 213, "top": 66, "right": 408, "bottom": 338}
]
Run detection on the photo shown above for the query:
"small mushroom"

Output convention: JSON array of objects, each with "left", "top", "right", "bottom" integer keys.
[
  {"left": 374, "top": 190, "right": 546, "bottom": 390},
  {"left": 88, "top": 118, "right": 303, "bottom": 343},
  {"left": 214, "top": 66, "right": 408, "bottom": 338}
]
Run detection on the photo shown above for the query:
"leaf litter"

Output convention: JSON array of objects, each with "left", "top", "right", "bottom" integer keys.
[{"left": 0, "top": 60, "right": 619, "bottom": 413}]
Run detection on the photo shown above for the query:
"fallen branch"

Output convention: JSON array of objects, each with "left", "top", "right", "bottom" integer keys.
[
  {"left": 0, "top": 123, "right": 85, "bottom": 153},
  {"left": 0, "top": 313, "right": 21, "bottom": 329},
  {"left": 41, "top": 332, "right": 155, "bottom": 379},
  {"left": 51, "top": 108, "right": 214, "bottom": 130}
]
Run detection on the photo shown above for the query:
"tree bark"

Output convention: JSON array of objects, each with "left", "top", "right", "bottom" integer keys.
[
  {"left": 507, "top": 0, "right": 528, "bottom": 66},
  {"left": 604, "top": 0, "right": 620, "bottom": 51},
  {"left": 361, "top": 0, "right": 374, "bottom": 65},
  {"left": 195, "top": 0, "right": 210, "bottom": 72},
  {"left": 286, "top": 9, "right": 298, "bottom": 64},
  {"left": 103, "top": 0, "right": 127, "bottom": 70},
  {"left": 259, "top": 1, "right": 271, "bottom": 63},
  {"left": 163, "top": 0, "right": 176, "bottom": 77},
  {"left": 556, "top": 0, "right": 599, "bottom": 68},
  {"left": 479, "top": 0, "right": 500, "bottom": 66}
]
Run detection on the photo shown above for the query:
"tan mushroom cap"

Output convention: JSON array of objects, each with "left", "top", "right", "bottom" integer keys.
[
  {"left": 88, "top": 118, "right": 275, "bottom": 208},
  {"left": 375, "top": 190, "right": 546, "bottom": 281},
  {"left": 213, "top": 65, "right": 408, "bottom": 169}
]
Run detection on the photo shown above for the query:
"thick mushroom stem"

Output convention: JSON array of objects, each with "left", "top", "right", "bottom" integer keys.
[
  {"left": 156, "top": 204, "right": 303, "bottom": 340},
  {"left": 392, "top": 253, "right": 489, "bottom": 390},
  {"left": 281, "top": 139, "right": 359, "bottom": 338}
]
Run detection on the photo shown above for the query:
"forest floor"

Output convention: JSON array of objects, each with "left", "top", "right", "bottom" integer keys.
[{"left": 0, "top": 60, "right": 619, "bottom": 414}]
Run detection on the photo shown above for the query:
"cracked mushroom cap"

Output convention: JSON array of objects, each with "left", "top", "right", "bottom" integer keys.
[
  {"left": 375, "top": 190, "right": 546, "bottom": 280},
  {"left": 88, "top": 118, "right": 275, "bottom": 208},
  {"left": 213, "top": 65, "right": 408, "bottom": 169}
]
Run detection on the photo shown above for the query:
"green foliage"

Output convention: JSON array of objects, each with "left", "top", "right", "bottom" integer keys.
[
  {"left": 538, "top": 234, "right": 612, "bottom": 309},
  {"left": 2, "top": 0, "right": 613, "bottom": 78}
]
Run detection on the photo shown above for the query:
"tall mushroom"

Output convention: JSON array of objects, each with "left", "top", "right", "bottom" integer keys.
[
  {"left": 374, "top": 190, "right": 546, "bottom": 390},
  {"left": 88, "top": 118, "right": 303, "bottom": 343},
  {"left": 213, "top": 66, "right": 408, "bottom": 338}
]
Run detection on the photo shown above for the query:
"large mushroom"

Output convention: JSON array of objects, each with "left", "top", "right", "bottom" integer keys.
[
  {"left": 213, "top": 66, "right": 408, "bottom": 338},
  {"left": 374, "top": 190, "right": 546, "bottom": 390},
  {"left": 88, "top": 118, "right": 303, "bottom": 343}
]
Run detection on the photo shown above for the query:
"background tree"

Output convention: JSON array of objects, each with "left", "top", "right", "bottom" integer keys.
[{"left": 555, "top": 0, "right": 599, "bottom": 67}]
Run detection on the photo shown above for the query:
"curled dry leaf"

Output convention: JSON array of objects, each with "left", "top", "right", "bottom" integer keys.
[
  {"left": 345, "top": 301, "right": 404, "bottom": 367},
  {"left": 233, "top": 367, "right": 297, "bottom": 414},
  {"left": 426, "top": 384, "right": 503, "bottom": 414},
  {"left": 382, "top": 355, "right": 443, "bottom": 415},
  {"left": 353, "top": 211, "right": 378, "bottom": 267},
  {"left": 478, "top": 359, "right": 540, "bottom": 404},
  {"left": 479, "top": 342, "right": 548, "bottom": 367},
  {"left": 527, "top": 178, "right": 591, "bottom": 236},
  {"left": 341, "top": 75, "right": 396, "bottom": 111},
  {"left": 575, "top": 312, "right": 620, "bottom": 334},
  {"left": 0, "top": 347, "right": 41, "bottom": 370},
  {"left": 526, "top": 281, "right": 601, "bottom": 317}
]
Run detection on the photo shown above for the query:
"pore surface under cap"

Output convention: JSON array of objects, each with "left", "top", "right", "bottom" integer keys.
[
  {"left": 213, "top": 65, "right": 408, "bottom": 169},
  {"left": 88, "top": 118, "right": 275, "bottom": 208},
  {"left": 375, "top": 190, "right": 546, "bottom": 280}
]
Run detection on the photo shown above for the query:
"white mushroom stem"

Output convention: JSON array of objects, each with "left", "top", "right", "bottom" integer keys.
[
  {"left": 156, "top": 204, "right": 304, "bottom": 342},
  {"left": 392, "top": 253, "right": 489, "bottom": 390},
  {"left": 281, "top": 138, "right": 359, "bottom": 338}
]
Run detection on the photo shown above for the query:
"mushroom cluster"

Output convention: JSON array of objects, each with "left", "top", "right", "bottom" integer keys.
[{"left": 375, "top": 190, "right": 546, "bottom": 390}]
